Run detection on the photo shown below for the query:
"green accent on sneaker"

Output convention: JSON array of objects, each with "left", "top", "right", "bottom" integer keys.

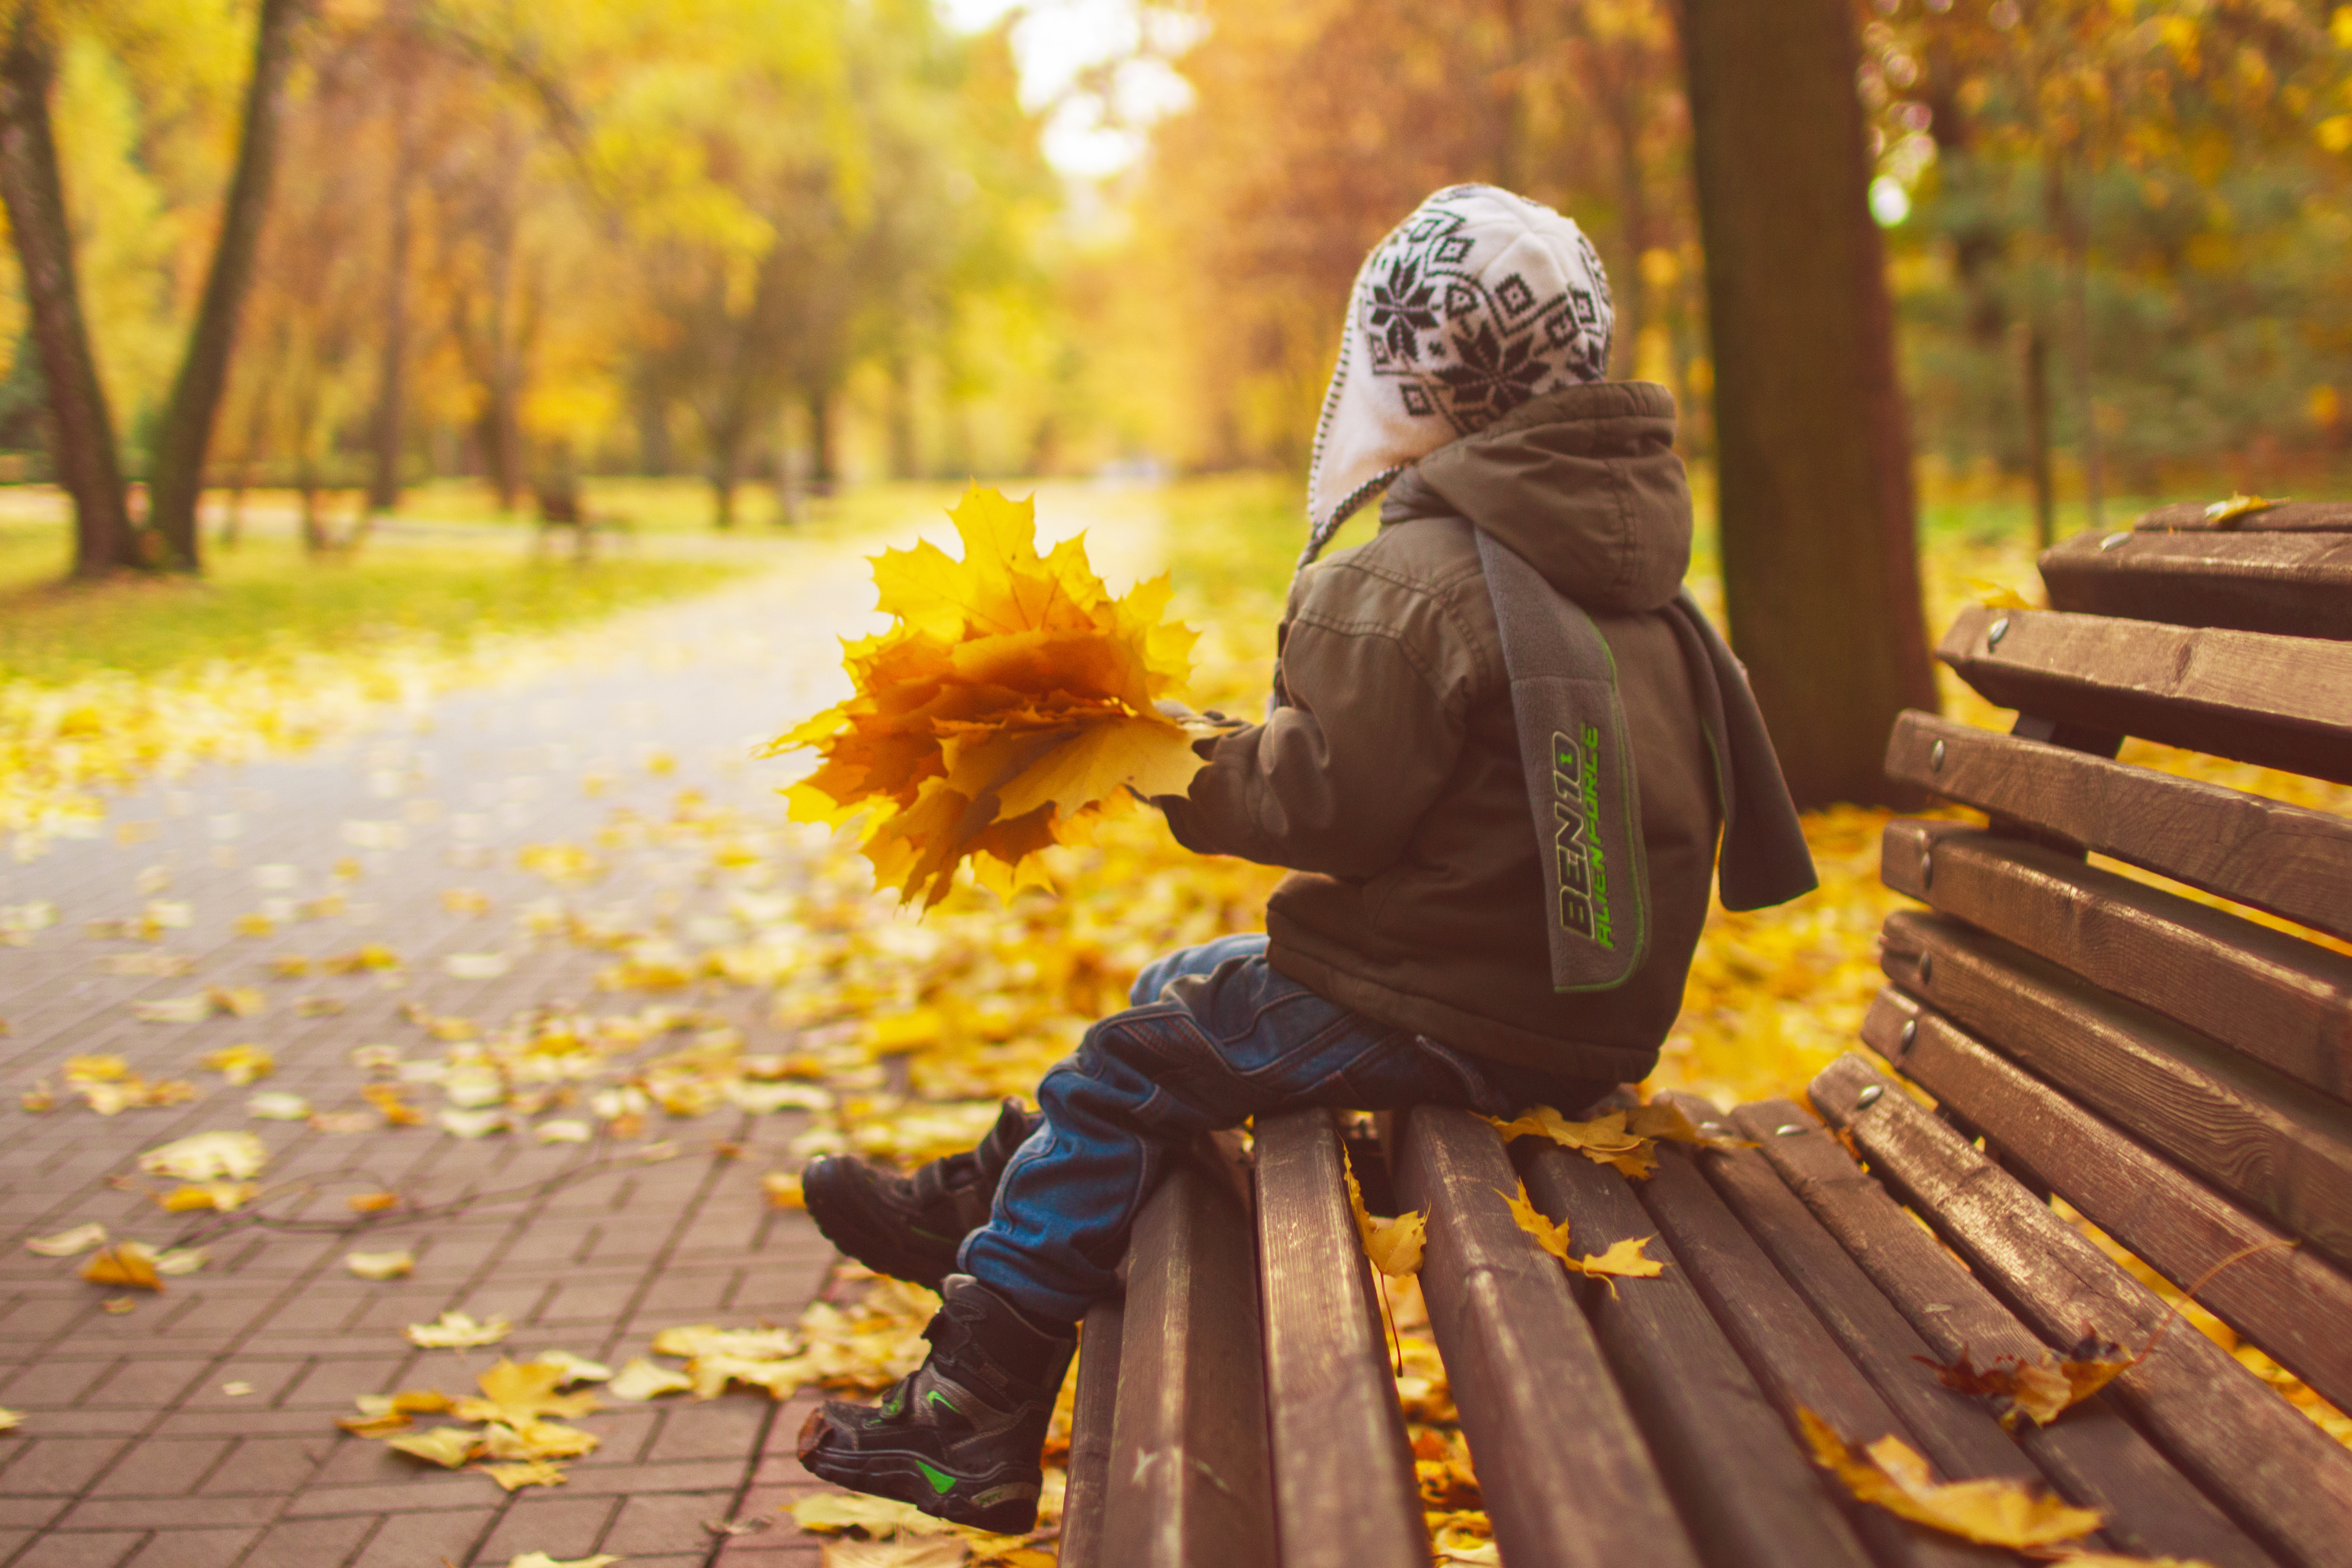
[
  {"left": 879, "top": 1389, "right": 904, "bottom": 1417},
  {"left": 916, "top": 1458, "right": 958, "bottom": 1495},
  {"left": 925, "top": 1389, "right": 958, "bottom": 1414}
]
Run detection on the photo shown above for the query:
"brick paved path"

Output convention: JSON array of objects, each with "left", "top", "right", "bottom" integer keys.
[{"left": 0, "top": 497, "right": 1160, "bottom": 1568}]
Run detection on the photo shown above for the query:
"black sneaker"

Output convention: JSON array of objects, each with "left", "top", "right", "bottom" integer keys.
[
  {"left": 802, "top": 1098, "right": 1041, "bottom": 1291},
  {"left": 797, "top": 1273, "right": 1076, "bottom": 1533}
]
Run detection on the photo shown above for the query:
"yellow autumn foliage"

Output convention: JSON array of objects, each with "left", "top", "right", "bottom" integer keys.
[{"left": 771, "top": 486, "right": 1211, "bottom": 909}]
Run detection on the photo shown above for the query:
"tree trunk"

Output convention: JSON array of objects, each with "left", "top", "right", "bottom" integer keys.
[
  {"left": 2053, "top": 161, "right": 2103, "bottom": 534},
  {"left": 1678, "top": 0, "right": 1938, "bottom": 809},
  {"left": 0, "top": 7, "right": 135, "bottom": 577},
  {"left": 2022, "top": 320, "right": 2054, "bottom": 552},
  {"left": 806, "top": 385, "right": 836, "bottom": 493},
  {"left": 145, "top": 0, "right": 304, "bottom": 572},
  {"left": 885, "top": 352, "right": 916, "bottom": 480},
  {"left": 366, "top": 76, "right": 417, "bottom": 515}
]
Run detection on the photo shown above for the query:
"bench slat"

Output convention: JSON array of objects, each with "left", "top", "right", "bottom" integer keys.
[
  {"left": 1882, "top": 910, "right": 2352, "bottom": 1263},
  {"left": 1395, "top": 1105, "right": 1703, "bottom": 1568},
  {"left": 1253, "top": 1110, "right": 1425, "bottom": 1568},
  {"left": 2039, "top": 529, "right": 2352, "bottom": 642},
  {"left": 1057, "top": 1297, "right": 1123, "bottom": 1568},
  {"left": 1866, "top": 989, "right": 2352, "bottom": 1413},
  {"left": 1935, "top": 606, "right": 2352, "bottom": 786},
  {"left": 1595, "top": 1144, "right": 1998, "bottom": 1568},
  {"left": 1664, "top": 1096, "right": 2050, "bottom": 1492},
  {"left": 1811, "top": 1055, "right": 2352, "bottom": 1568},
  {"left": 1739, "top": 1099, "right": 2277, "bottom": 1568},
  {"left": 1100, "top": 1160, "right": 1280, "bottom": 1568},
  {"left": 1515, "top": 1142, "right": 1888, "bottom": 1568},
  {"left": 2131, "top": 500, "right": 2352, "bottom": 533},
  {"left": 1885, "top": 712, "right": 2352, "bottom": 944},
  {"left": 1881, "top": 822, "right": 2352, "bottom": 1102}
]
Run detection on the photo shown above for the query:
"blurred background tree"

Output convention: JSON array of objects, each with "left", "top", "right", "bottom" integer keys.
[{"left": 5, "top": 0, "right": 2352, "bottom": 793}]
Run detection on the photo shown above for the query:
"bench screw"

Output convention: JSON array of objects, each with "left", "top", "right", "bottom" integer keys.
[
  {"left": 1919, "top": 851, "right": 1934, "bottom": 889},
  {"left": 1929, "top": 739, "right": 1946, "bottom": 772},
  {"left": 1775, "top": 1123, "right": 1806, "bottom": 1137},
  {"left": 1699, "top": 1122, "right": 1725, "bottom": 1137},
  {"left": 1987, "top": 617, "right": 2010, "bottom": 649},
  {"left": 1899, "top": 1019, "right": 1918, "bottom": 1052},
  {"left": 1917, "top": 953, "right": 1934, "bottom": 986},
  {"left": 2100, "top": 531, "right": 2131, "bottom": 550},
  {"left": 1857, "top": 1084, "right": 1884, "bottom": 1108}
]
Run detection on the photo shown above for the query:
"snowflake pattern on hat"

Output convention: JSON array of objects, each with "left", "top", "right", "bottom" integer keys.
[{"left": 1303, "top": 185, "right": 1615, "bottom": 569}]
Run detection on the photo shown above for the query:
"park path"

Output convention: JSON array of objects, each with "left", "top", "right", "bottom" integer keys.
[{"left": 0, "top": 487, "right": 1163, "bottom": 1568}]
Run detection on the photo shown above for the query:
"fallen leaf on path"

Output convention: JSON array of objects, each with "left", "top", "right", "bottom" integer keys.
[
  {"left": 0, "top": 1409, "right": 20, "bottom": 1431},
  {"left": 406, "top": 1311, "right": 511, "bottom": 1349},
  {"left": 25, "top": 1223, "right": 107, "bottom": 1257},
  {"left": 444, "top": 953, "right": 513, "bottom": 979},
  {"left": 82, "top": 1244, "right": 163, "bottom": 1291},
  {"left": 606, "top": 1358, "right": 694, "bottom": 1400},
  {"left": 453, "top": 1360, "right": 600, "bottom": 1425},
  {"left": 200, "top": 1044, "right": 275, "bottom": 1083},
  {"left": 506, "top": 1554, "right": 617, "bottom": 1568},
  {"left": 101, "top": 1297, "right": 136, "bottom": 1313},
  {"left": 439, "top": 1108, "right": 506, "bottom": 1138},
  {"left": 363, "top": 1083, "right": 425, "bottom": 1126},
  {"left": 763, "top": 1171, "right": 805, "bottom": 1208},
  {"left": 66, "top": 1055, "right": 129, "bottom": 1081},
  {"left": 532, "top": 1352, "right": 612, "bottom": 1386},
  {"left": 346, "top": 1190, "right": 399, "bottom": 1214},
  {"left": 346, "top": 1251, "right": 415, "bottom": 1280},
  {"left": 160, "top": 1181, "right": 258, "bottom": 1212},
  {"left": 153, "top": 1248, "right": 208, "bottom": 1276},
  {"left": 247, "top": 1092, "right": 311, "bottom": 1121},
  {"left": 789, "top": 1491, "right": 960, "bottom": 1536},
  {"left": 1800, "top": 1407, "right": 2104, "bottom": 1548},
  {"left": 141, "top": 1131, "right": 268, "bottom": 1181},
  {"left": 478, "top": 1460, "right": 566, "bottom": 1490},
  {"left": 822, "top": 1539, "right": 967, "bottom": 1567},
  {"left": 534, "top": 1119, "right": 590, "bottom": 1143},
  {"left": 386, "top": 1425, "right": 481, "bottom": 1467}
]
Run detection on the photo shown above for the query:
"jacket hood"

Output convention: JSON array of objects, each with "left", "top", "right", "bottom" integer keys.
[{"left": 1379, "top": 380, "right": 1692, "bottom": 614}]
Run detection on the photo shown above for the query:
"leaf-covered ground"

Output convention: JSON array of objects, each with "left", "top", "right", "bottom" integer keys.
[{"left": 2, "top": 475, "right": 2343, "bottom": 1567}]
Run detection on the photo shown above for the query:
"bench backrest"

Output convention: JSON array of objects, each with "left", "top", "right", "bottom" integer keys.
[{"left": 1809, "top": 505, "right": 2352, "bottom": 1561}]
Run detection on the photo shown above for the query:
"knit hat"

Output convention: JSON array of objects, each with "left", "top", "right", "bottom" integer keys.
[{"left": 1302, "top": 184, "right": 1615, "bottom": 567}]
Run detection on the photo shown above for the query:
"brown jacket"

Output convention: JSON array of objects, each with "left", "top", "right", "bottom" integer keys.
[{"left": 1161, "top": 382, "right": 1721, "bottom": 1083}]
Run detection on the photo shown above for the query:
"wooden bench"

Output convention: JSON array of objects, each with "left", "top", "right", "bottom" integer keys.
[{"left": 1055, "top": 506, "right": 2352, "bottom": 1568}]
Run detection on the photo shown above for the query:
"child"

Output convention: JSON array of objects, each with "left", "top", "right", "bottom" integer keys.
[{"left": 796, "top": 183, "right": 1816, "bottom": 1533}]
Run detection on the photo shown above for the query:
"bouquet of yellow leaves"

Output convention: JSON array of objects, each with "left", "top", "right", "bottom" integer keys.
[{"left": 770, "top": 486, "right": 1217, "bottom": 909}]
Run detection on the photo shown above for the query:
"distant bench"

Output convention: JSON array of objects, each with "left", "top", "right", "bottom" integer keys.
[{"left": 1053, "top": 504, "right": 2352, "bottom": 1568}]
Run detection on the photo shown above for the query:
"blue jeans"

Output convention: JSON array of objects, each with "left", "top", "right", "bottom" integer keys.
[{"left": 957, "top": 934, "right": 1607, "bottom": 1323}]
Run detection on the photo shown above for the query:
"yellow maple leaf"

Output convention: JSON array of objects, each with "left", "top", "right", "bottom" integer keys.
[
  {"left": 607, "top": 1358, "right": 695, "bottom": 1401},
  {"left": 81, "top": 1243, "right": 163, "bottom": 1291},
  {"left": 405, "top": 1310, "right": 512, "bottom": 1349},
  {"left": 1800, "top": 1408, "right": 2104, "bottom": 1549},
  {"left": 768, "top": 486, "right": 1209, "bottom": 910},
  {"left": 199, "top": 1044, "right": 275, "bottom": 1084},
  {"left": 346, "top": 1250, "right": 414, "bottom": 1280},
  {"left": 160, "top": 1181, "right": 259, "bottom": 1213},
  {"left": 452, "top": 1360, "right": 600, "bottom": 1426},
  {"left": 1342, "top": 1151, "right": 1426, "bottom": 1276},
  {"left": 386, "top": 1425, "right": 481, "bottom": 1468},
  {"left": 506, "top": 1554, "right": 618, "bottom": 1568},
  {"left": 1497, "top": 1182, "right": 1665, "bottom": 1298},
  {"left": 478, "top": 1459, "right": 567, "bottom": 1490}
]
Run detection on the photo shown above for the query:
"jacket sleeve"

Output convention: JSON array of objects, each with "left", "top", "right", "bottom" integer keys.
[{"left": 1157, "top": 562, "right": 1472, "bottom": 880}]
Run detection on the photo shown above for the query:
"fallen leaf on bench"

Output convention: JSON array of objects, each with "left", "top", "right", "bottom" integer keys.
[
  {"left": 1344, "top": 1154, "right": 1425, "bottom": 1275},
  {"left": 1487, "top": 1106, "right": 1659, "bottom": 1178},
  {"left": 81, "top": 1243, "right": 163, "bottom": 1290},
  {"left": 1922, "top": 1340, "right": 2141, "bottom": 1428},
  {"left": 1622, "top": 1099, "right": 1759, "bottom": 1151},
  {"left": 1497, "top": 1181, "right": 1665, "bottom": 1297},
  {"left": 406, "top": 1310, "right": 512, "bottom": 1349},
  {"left": 1800, "top": 1408, "right": 2104, "bottom": 1548},
  {"left": 477, "top": 1460, "right": 566, "bottom": 1490}
]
